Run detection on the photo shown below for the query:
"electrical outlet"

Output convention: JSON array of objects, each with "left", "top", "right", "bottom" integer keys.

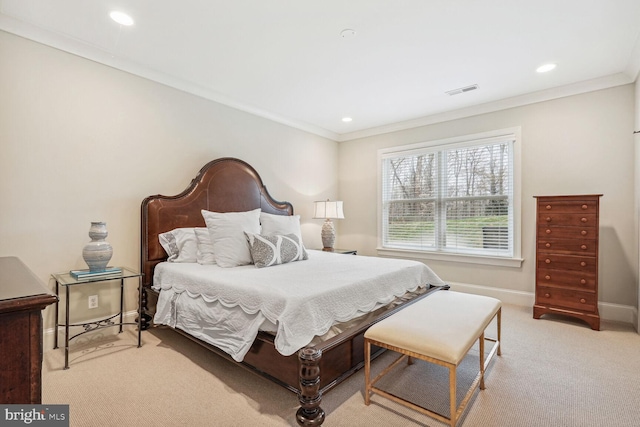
[{"left": 88, "top": 295, "right": 98, "bottom": 309}]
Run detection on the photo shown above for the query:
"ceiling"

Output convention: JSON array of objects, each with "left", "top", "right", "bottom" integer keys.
[{"left": 1, "top": 1, "right": 639, "bottom": 141}]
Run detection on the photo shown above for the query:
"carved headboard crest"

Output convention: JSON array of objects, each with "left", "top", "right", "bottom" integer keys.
[{"left": 140, "top": 157, "right": 293, "bottom": 286}]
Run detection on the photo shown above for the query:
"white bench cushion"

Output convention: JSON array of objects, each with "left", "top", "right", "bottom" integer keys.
[{"left": 364, "top": 291, "right": 501, "bottom": 365}]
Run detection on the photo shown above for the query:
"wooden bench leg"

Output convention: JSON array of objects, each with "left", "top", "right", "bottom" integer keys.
[
  {"left": 479, "top": 331, "right": 486, "bottom": 390},
  {"left": 364, "top": 340, "right": 371, "bottom": 405},
  {"left": 449, "top": 364, "right": 457, "bottom": 427},
  {"left": 497, "top": 307, "right": 502, "bottom": 356}
]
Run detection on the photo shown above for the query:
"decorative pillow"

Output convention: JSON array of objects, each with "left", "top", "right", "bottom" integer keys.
[
  {"left": 201, "top": 209, "right": 261, "bottom": 268},
  {"left": 260, "top": 212, "right": 303, "bottom": 239},
  {"left": 245, "top": 232, "right": 308, "bottom": 268},
  {"left": 158, "top": 228, "right": 199, "bottom": 263},
  {"left": 194, "top": 228, "right": 216, "bottom": 265}
]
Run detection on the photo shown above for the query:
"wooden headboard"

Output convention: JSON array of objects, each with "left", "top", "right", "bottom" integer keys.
[{"left": 140, "top": 157, "right": 293, "bottom": 287}]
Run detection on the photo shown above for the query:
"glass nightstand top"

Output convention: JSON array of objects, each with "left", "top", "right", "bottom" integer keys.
[
  {"left": 52, "top": 266, "right": 141, "bottom": 286},
  {"left": 319, "top": 248, "right": 357, "bottom": 255}
]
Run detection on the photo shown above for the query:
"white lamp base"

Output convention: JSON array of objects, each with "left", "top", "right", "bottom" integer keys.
[{"left": 321, "top": 219, "right": 336, "bottom": 249}]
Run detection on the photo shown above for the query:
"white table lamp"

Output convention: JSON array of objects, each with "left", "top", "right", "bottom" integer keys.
[{"left": 313, "top": 200, "right": 344, "bottom": 250}]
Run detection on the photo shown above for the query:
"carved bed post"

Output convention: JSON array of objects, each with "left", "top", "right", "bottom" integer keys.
[
  {"left": 296, "top": 347, "right": 325, "bottom": 426},
  {"left": 138, "top": 286, "right": 152, "bottom": 330}
]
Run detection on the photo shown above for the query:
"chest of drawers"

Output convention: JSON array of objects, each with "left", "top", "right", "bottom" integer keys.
[{"left": 533, "top": 195, "right": 602, "bottom": 330}]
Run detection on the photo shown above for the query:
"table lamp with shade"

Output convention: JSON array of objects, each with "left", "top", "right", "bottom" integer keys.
[{"left": 313, "top": 200, "right": 344, "bottom": 251}]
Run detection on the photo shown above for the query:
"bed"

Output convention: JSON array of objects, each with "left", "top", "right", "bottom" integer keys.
[{"left": 140, "top": 157, "right": 447, "bottom": 425}]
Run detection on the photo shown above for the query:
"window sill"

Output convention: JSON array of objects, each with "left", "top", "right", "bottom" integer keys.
[{"left": 376, "top": 248, "right": 524, "bottom": 268}]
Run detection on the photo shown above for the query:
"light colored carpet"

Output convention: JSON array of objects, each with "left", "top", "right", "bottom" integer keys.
[{"left": 42, "top": 304, "right": 640, "bottom": 426}]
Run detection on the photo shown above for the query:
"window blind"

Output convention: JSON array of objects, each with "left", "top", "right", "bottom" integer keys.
[{"left": 381, "top": 135, "right": 515, "bottom": 258}]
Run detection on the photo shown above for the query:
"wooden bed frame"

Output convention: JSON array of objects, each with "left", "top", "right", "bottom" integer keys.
[{"left": 140, "top": 157, "right": 446, "bottom": 426}]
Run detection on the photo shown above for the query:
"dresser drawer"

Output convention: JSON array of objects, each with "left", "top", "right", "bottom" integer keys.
[
  {"left": 536, "top": 286, "right": 597, "bottom": 313},
  {"left": 537, "top": 199, "right": 598, "bottom": 214},
  {"left": 537, "top": 254, "right": 596, "bottom": 272},
  {"left": 537, "top": 239, "right": 596, "bottom": 255},
  {"left": 537, "top": 226, "right": 597, "bottom": 240},
  {"left": 536, "top": 268, "right": 596, "bottom": 291},
  {"left": 537, "top": 212, "right": 596, "bottom": 227}
]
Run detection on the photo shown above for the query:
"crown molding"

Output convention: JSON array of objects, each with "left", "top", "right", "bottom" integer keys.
[
  {"left": 337, "top": 73, "right": 634, "bottom": 142},
  {"left": 0, "top": 16, "right": 339, "bottom": 141}
]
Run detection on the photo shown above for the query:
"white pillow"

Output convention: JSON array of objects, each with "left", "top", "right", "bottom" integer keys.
[
  {"left": 246, "top": 232, "right": 308, "bottom": 268},
  {"left": 158, "top": 228, "right": 199, "bottom": 263},
  {"left": 194, "top": 228, "right": 216, "bottom": 265},
  {"left": 201, "top": 209, "right": 261, "bottom": 268},
  {"left": 260, "top": 212, "right": 303, "bottom": 239}
]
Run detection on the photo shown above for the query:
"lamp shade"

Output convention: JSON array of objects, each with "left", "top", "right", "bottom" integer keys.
[{"left": 313, "top": 200, "right": 344, "bottom": 219}]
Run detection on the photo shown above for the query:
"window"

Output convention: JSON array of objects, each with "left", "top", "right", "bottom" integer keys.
[{"left": 379, "top": 129, "right": 521, "bottom": 266}]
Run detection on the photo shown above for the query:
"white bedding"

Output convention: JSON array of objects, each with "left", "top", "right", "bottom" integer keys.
[{"left": 152, "top": 250, "right": 444, "bottom": 361}]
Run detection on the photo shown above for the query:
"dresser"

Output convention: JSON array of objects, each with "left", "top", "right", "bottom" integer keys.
[
  {"left": 0, "top": 257, "right": 58, "bottom": 403},
  {"left": 533, "top": 195, "right": 602, "bottom": 330}
]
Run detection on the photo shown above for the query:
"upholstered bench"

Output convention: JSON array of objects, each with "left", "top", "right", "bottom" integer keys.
[{"left": 364, "top": 290, "right": 502, "bottom": 427}]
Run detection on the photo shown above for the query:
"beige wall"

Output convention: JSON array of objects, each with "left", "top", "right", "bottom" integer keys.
[
  {"left": 635, "top": 78, "right": 640, "bottom": 330},
  {"left": 0, "top": 31, "right": 337, "bottom": 332},
  {"left": 2, "top": 29, "right": 637, "bottom": 332},
  {"left": 339, "top": 85, "right": 638, "bottom": 313}
]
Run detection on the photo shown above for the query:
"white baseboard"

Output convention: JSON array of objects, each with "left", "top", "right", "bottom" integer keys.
[
  {"left": 446, "top": 282, "right": 638, "bottom": 326},
  {"left": 43, "top": 310, "right": 140, "bottom": 353},
  {"left": 599, "top": 302, "right": 638, "bottom": 327}
]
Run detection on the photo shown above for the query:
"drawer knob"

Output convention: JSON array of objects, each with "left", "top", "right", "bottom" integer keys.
[
  {"left": 580, "top": 279, "right": 586, "bottom": 285},
  {"left": 581, "top": 245, "right": 587, "bottom": 250},
  {"left": 546, "top": 205, "right": 552, "bottom": 210},
  {"left": 581, "top": 217, "right": 588, "bottom": 223},
  {"left": 581, "top": 230, "right": 587, "bottom": 236},
  {"left": 580, "top": 261, "right": 587, "bottom": 267},
  {"left": 580, "top": 298, "right": 586, "bottom": 304},
  {"left": 545, "top": 243, "right": 551, "bottom": 248},
  {"left": 546, "top": 229, "right": 551, "bottom": 234},
  {"left": 544, "top": 293, "right": 551, "bottom": 298},
  {"left": 581, "top": 204, "right": 588, "bottom": 210},
  {"left": 545, "top": 275, "right": 551, "bottom": 280},
  {"left": 546, "top": 217, "right": 552, "bottom": 222},
  {"left": 545, "top": 259, "right": 551, "bottom": 264}
]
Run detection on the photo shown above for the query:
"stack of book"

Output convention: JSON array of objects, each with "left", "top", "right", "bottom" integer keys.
[{"left": 70, "top": 267, "right": 122, "bottom": 280}]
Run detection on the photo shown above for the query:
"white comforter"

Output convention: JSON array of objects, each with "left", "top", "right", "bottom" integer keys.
[{"left": 152, "top": 250, "right": 444, "bottom": 361}]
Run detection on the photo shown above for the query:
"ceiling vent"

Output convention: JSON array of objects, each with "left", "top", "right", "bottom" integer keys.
[{"left": 446, "top": 84, "right": 479, "bottom": 96}]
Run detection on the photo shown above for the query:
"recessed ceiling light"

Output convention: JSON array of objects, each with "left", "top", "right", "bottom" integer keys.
[
  {"left": 536, "top": 63, "right": 556, "bottom": 73},
  {"left": 110, "top": 11, "right": 134, "bottom": 26},
  {"left": 342, "top": 117, "right": 353, "bottom": 122}
]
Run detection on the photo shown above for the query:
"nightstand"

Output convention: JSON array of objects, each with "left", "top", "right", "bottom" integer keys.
[
  {"left": 0, "top": 257, "right": 57, "bottom": 404},
  {"left": 52, "top": 266, "right": 143, "bottom": 369},
  {"left": 321, "top": 248, "right": 357, "bottom": 255}
]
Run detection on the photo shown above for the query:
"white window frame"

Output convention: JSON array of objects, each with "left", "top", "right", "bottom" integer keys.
[{"left": 377, "top": 127, "right": 523, "bottom": 268}]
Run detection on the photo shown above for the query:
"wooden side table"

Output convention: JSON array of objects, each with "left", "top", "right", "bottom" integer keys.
[
  {"left": 0, "top": 256, "right": 58, "bottom": 404},
  {"left": 321, "top": 248, "right": 357, "bottom": 255},
  {"left": 52, "top": 266, "right": 143, "bottom": 369}
]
